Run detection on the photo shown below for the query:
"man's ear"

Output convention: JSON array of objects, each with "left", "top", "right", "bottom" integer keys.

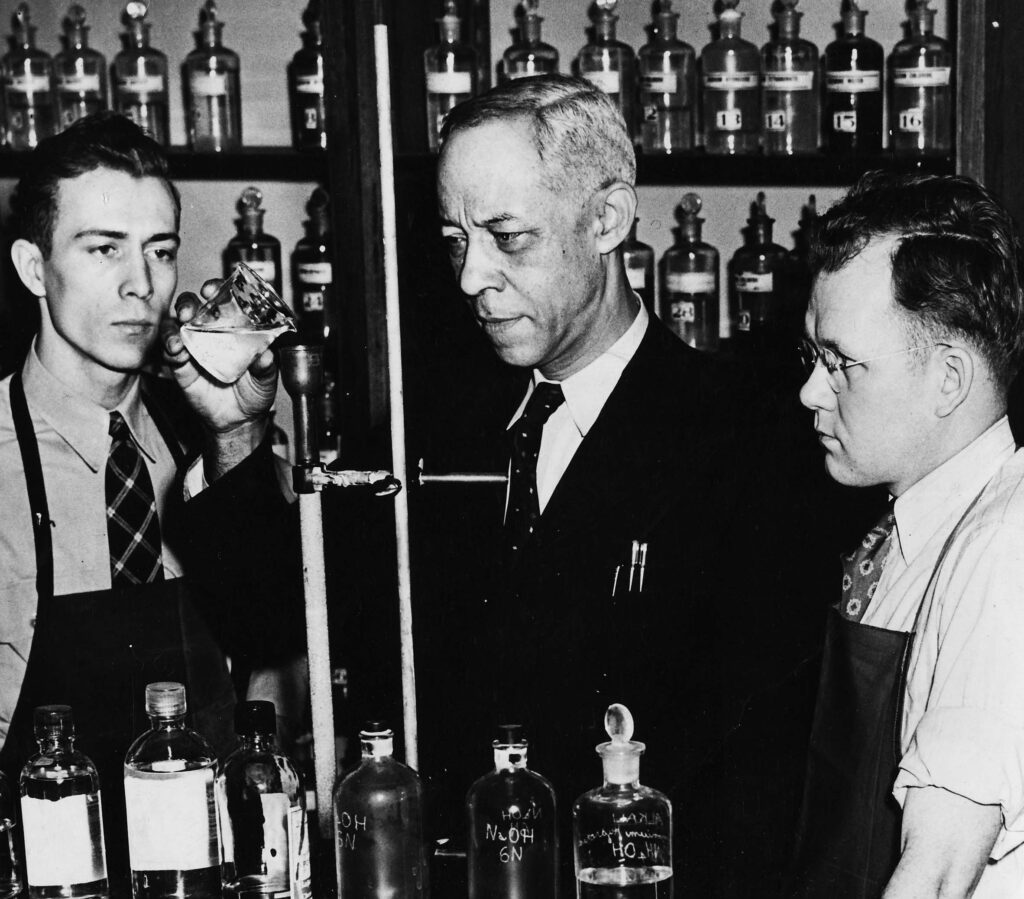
[
  {"left": 11, "top": 239, "right": 46, "bottom": 298},
  {"left": 935, "top": 345, "right": 973, "bottom": 418},
  {"left": 594, "top": 181, "right": 638, "bottom": 255}
]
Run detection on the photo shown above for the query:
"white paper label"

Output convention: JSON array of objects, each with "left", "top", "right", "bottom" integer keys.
[
  {"left": 898, "top": 108, "right": 925, "bottom": 132},
  {"left": 667, "top": 272, "right": 716, "bottom": 294},
  {"left": 715, "top": 109, "right": 743, "bottom": 131},
  {"left": 893, "top": 66, "right": 951, "bottom": 87},
  {"left": 124, "top": 768, "right": 219, "bottom": 871},
  {"left": 626, "top": 266, "right": 647, "bottom": 290},
  {"left": 764, "top": 110, "right": 788, "bottom": 131},
  {"left": 6, "top": 74, "right": 51, "bottom": 93},
  {"left": 22, "top": 793, "right": 106, "bottom": 886},
  {"left": 703, "top": 71, "right": 759, "bottom": 90},
  {"left": 245, "top": 260, "right": 277, "bottom": 283},
  {"left": 764, "top": 71, "right": 814, "bottom": 90},
  {"left": 302, "top": 290, "right": 325, "bottom": 312},
  {"left": 298, "top": 261, "right": 332, "bottom": 284},
  {"left": 735, "top": 272, "right": 773, "bottom": 293},
  {"left": 118, "top": 74, "right": 166, "bottom": 94},
  {"left": 191, "top": 72, "right": 227, "bottom": 97},
  {"left": 833, "top": 110, "right": 858, "bottom": 132},
  {"left": 826, "top": 70, "right": 881, "bottom": 92},
  {"left": 289, "top": 805, "right": 312, "bottom": 897},
  {"left": 294, "top": 74, "right": 324, "bottom": 95},
  {"left": 671, "top": 300, "right": 696, "bottom": 323},
  {"left": 641, "top": 72, "right": 678, "bottom": 94},
  {"left": 426, "top": 71, "right": 472, "bottom": 94},
  {"left": 582, "top": 70, "right": 621, "bottom": 94},
  {"left": 58, "top": 73, "right": 101, "bottom": 93}
]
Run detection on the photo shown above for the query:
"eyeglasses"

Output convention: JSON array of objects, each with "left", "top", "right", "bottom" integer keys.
[{"left": 799, "top": 338, "right": 945, "bottom": 390}]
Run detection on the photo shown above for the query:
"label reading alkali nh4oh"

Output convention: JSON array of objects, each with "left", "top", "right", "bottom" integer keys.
[
  {"left": 703, "top": 71, "right": 759, "bottom": 91},
  {"left": 191, "top": 72, "right": 227, "bottom": 97},
  {"left": 667, "top": 272, "right": 715, "bottom": 294},
  {"left": 117, "top": 74, "right": 166, "bottom": 94},
  {"left": 582, "top": 70, "right": 621, "bottom": 94},
  {"left": 6, "top": 74, "right": 51, "bottom": 93},
  {"left": 295, "top": 74, "right": 324, "bottom": 95},
  {"left": 426, "top": 70, "right": 472, "bottom": 95},
  {"left": 22, "top": 793, "right": 106, "bottom": 886},
  {"left": 58, "top": 73, "right": 101, "bottom": 93},
  {"left": 826, "top": 70, "right": 881, "bottom": 93},
  {"left": 734, "top": 271, "right": 773, "bottom": 293},
  {"left": 626, "top": 266, "right": 647, "bottom": 290},
  {"left": 764, "top": 71, "right": 814, "bottom": 91},
  {"left": 641, "top": 72, "right": 678, "bottom": 94},
  {"left": 893, "top": 67, "right": 951, "bottom": 87}
]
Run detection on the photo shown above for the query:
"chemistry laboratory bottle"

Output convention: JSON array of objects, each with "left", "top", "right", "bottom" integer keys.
[
  {"left": 288, "top": 0, "right": 326, "bottom": 152},
  {"left": 466, "top": 725, "right": 558, "bottom": 899},
  {"left": 822, "top": 0, "right": 883, "bottom": 156},
  {"left": 2, "top": 3, "right": 56, "bottom": 150},
  {"left": 112, "top": 0, "right": 169, "bottom": 145},
  {"left": 637, "top": 0, "right": 695, "bottom": 154},
  {"left": 789, "top": 194, "right": 817, "bottom": 324},
  {"left": 729, "top": 192, "right": 791, "bottom": 352},
  {"left": 224, "top": 186, "right": 283, "bottom": 297},
  {"left": 183, "top": 0, "right": 241, "bottom": 153},
  {"left": 219, "top": 701, "right": 312, "bottom": 899},
  {"left": 293, "top": 186, "right": 334, "bottom": 345},
  {"left": 573, "top": 705, "right": 672, "bottom": 897},
  {"left": 575, "top": 0, "right": 637, "bottom": 142},
  {"left": 661, "top": 192, "right": 720, "bottom": 352},
  {"left": 700, "top": 0, "right": 760, "bottom": 155},
  {"left": 424, "top": 0, "right": 477, "bottom": 153},
  {"left": 761, "top": 0, "right": 818, "bottom": 155},
  {"left": 0, "top": 772, "right": 22, "bottom": 899},
  {"left": 623, "top": 219, "right": 655, "bottom": 315},
  {"left": 54, "top": 4, "right": 107, "bottom": 132},
  {"left": 20, "top": 705, "right": 107, "bottom": 898},
  {"left": 123, "top": 682, "right": 221, "bottom": 898},
  {"left": 888, "top": 0, "right": 952, "bottom": 156},
  {"left": 334, "top": 722, "right": 429, "bottom": 899},
  {"left": 502, "top": 0, "right": 558, "bottom": 82}
]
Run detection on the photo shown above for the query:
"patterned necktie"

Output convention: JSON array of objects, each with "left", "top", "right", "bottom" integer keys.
[
  {"left": 839, "top": 505, "right": 896, "bottom": 621},
  {"left": 106, "top": 411, "right": 164, "bottom": 588},
  {"left": 506, "top": 381, "right": 565, "bottom": 557}
]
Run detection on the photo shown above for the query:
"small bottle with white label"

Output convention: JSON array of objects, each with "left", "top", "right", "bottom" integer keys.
[
  {"left": 0, "top": 771, "right": 20, "bottom": 899},
  {"left": 224, "top": 186, "right": 283, "bottom": 298},
  {"left": 822, "top": 0, "right": 883, "bottom": 156},
  {"left": 699, "top": 0, "right": 760, "bottom": 155},
  {"left": 623, "top": 218, "right": 655, "bottom": 315},
  {"left": 501, "top": 0, "right": 558, "bottom": 83},
  {"left": 1, "top": 3, "right": 56, "bottom": 150},
  {"left": 761, "top": 0, "right": 818, "bottom": 155},
  {"left": 184, "top": 0, "right": 241, "bottom": 153},
  {"left": 575, "top": 0, "right": 637, "bottom": 142},
  {"left": 661, "top": 192, "right": 719, "bottom": 351},
  {"left": 54, "top": 4, "right": 107, "bottom": 132},
  {"left": 293, "top": 186, "right": 334, "bottom": 345},
  {"left": 123, "top": 682, "right": 221, "bottom": 898},
  {"left": 112, "top": 1, "right": 169, "bottom": 145},
  {"left": 424, "top": 0, "right": 478, "bottom": 153},
  {"left": 288, "top": 0, "right": 326, "bottom": 152},
  {"left": 638, "top": 0, "right": 695, "bottom": 154},
  {"left": 888, "top": 0, "right": 951, "bottom": 156},
  {"left": 20, "top": 706, "right": 106, "bottom": 898},
  {"left": 219, "top": 701, "right": 312, "bottom": 899}
]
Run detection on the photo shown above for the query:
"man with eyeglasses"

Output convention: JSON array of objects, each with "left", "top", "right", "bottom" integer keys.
[{"left": 788, "top": 172, "right": 1024, "bottom": 898}]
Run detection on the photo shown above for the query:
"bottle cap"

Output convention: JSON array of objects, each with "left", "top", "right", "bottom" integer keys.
[
  {"left": 360, "top": 720, "right": 395, "bottom": 759},
  {"left": 198, "top": 0, "right": 224, "bottom": 42},
  {"left": 235, "top": 700, "right": 276, "bottom": 736},
  {"left": 13, "top": 3, "right": 36, "bottom": 43},
  {"left": 63, "top": 4, "right": 89, "bottom": 43},
  {"left": 841, "top": 0, "right": 867, "bottom": 35},
  {"left": 145, "top": 681, "right": 187, "bottom": 717},
  {"left": 493, "top": 723, "right": 526, "bottom": 747},
  {"left": 679, "top": 191, "right": 703, "bottom": 221},
  {"left": 596, "top": 703, "right": 645, "bottom": 785},
  {"left": 33, "top": 704, "right": 74, "bottom": 739},
  {"left": 748, "top": 191, "right": 774, "bottom": 226}
]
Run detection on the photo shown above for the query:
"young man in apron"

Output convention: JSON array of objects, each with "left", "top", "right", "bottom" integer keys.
[{"left": 788, "top": 172, "right": 1024, "bottom": 898}]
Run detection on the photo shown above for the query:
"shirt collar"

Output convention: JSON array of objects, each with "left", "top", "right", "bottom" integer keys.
[
  {"left": 892, "top": 416, "right": 1016, "bottom": 565},
  {"left": 22, "top": 340, "right": 159, "bottom": 473}
]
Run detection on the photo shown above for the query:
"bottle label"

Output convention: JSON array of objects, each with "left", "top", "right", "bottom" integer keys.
[
  {"left": 734, "top": 271, "right": 773, "bottom": 293},
  {"left": 763, "top": 71, "right": 814, "bottom": 91},
  {"left": 626, "top": 266, "right": 647, "bottom": 290},
  {"left": 898, "top": 107, "right": 925, "bottom": 132},
  {"left": 58, "top": 73, "right": 101, "bottom": 93},
  {"left": 671, "top": 299, "right": 696, "bottom": 323},
  {"left": 302, "top": 289, "right": 325, "bottom": 312},
  {"left": 893, "top": 66, "right": 951, "bottom": 87},
  {"left": 22, "top": 792, "right": 106, "bottom": 886},
  {"left": 715, "top": 109, "right": 743, "bottom": 131},
  {"left": 703, "top": 71, "right": 759, "bottom": 91},
  {"left": 124, "top": 767, "right": 219, "bottom": 871},
  {"left": 764, "top": 110, "right": 788, "bottom": 131},
  {"left": 118, "top": 73, "right": 166, "bottom": 94},
  {"left": 298, "top": 261, "right": 333, "bottom": 284},
  {"left": 191, "top": 71, "right": 228, "bottom": 97},
  {"left": 640, "top": 72, "right": 678, "bottom": 94},
  {"left": 826, "top": 70, "right": 881, "bottom": 93},
  {"left": 738, "top": 309, "right": 752, "bottom": 331},
  {"left": 668, "top": 272, "right": 715, "bottom": 294},
  {"left": 426, "top": 70, "right": 472, "bottom": 94},
  {"left": 245, "top": 260, "right": 278, "bottom": 283},
  {"left": 295, "top": 73, "right": 324, "bottom": 95},
  {"left": 289, "top": 805, "right": 312, "bottom": 898},
  {"left": 582, "top": 70, "right": 621, "bottom": 94},
  {"left": 832, "top": 110, "right": 858, "bottom": 132},
  {"left": 6, "top": 74, "right": 52, "bottom": 94}
]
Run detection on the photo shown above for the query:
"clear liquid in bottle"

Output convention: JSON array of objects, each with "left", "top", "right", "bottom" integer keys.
[
  {"left": 761, "top": 0, "right": 818, "bottom": 155},
  {"left": 700, "top": 0, "right": 761, "bottom": 155},
  {"left": 424, "top": 0, "right": 477, "bottom": 152},
  {"left": 575, "top": 0, "right": 637, "bottom": 142},
  {"left": 54, "top": 4, "right": 107, "bottom": 132},
  {"left": 2, "top": 2, "right": 57, "bottom": 150},
  {"left": 822, "top": 0, "right": 883, "bottom": 156},
  {"left": 661, "top": 192, "right": 720, "bottom": 351},
  {"left": 501, "top": 0, "right": 558, "bottom": 82},
  {"left": 638, "top": 0, "right": 695, "bottom": 154},
  {"left": 184, "top": 0, "right": 241, "bottom": 153}
]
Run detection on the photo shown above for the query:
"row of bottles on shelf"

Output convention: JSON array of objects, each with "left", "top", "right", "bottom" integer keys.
[
  {"left": 424, "top": 0, "right": 952, "bottom": 157},
  {"left": 0, "top": 684, "right": 311, "bottom": 898},
  {"left": 0, "top": 0, "right": 325, "bottom": 152}
]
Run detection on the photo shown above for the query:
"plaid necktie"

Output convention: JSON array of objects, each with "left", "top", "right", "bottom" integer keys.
[
  {"left": 106, "top": 411, "right": 164, "bottom": 588},
  {"left": 839, "top": 505, "right": 895, "bottom": 621},
  {"left": 506, "top": 382, "right": 565, "bottom": 557}
]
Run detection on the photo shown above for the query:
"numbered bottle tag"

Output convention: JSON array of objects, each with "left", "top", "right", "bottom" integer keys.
[
  {"left": 671, "top": 300, "right": 696, "bottom": 323},
  {"left": 898, "top": 108, "right": 925, "bottom": 132},
  {"left": 715, "top": 109, "right": 743, "bottom": 131},
  {"left": 764, "top": 110, "right": 788, "bottom": 131},
  {"left": 832, "top": 111, "right": 858, "bottom": 133}
]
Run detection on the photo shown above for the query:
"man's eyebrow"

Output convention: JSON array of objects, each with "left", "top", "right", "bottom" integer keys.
[
  {"left": 148, "top": 232, "right": 181, "bottom": 246},
  {"left": 72, "top": 229, "right": 180, "bottom": 246}
]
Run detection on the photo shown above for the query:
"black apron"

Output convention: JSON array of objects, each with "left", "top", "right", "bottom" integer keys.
[{"left": 0, "top": 371, "right": 236, "bottom": 892}]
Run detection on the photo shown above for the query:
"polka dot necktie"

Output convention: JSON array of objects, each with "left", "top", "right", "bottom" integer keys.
[
  {"left": 506, "top": 381, "right": 565, "bottom": 558},
  {"left": 839, "top": 505, "right": 896, "bottom": 621},
  {"left": 106, "top": 411, "right": 164, "bottom": 588}
]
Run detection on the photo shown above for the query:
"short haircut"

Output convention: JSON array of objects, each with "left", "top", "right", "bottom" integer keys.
[
  {"left": 9, "top": 111, "right": 180, "bottom": 258},
  {"left": 439, "top": 73, "right": 636, "bottom": 197},
  {"left": 811, "top": 171, "right": 1024, "bottom": 390}
]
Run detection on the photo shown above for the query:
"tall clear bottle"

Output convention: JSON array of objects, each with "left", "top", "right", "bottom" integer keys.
[
  {"left": 2, "top": 3, "right": 56, "bottom": 151},
  {"left": 334, "top": 722, "right": 428, "bottom": 899},
  {"left": 661, "top": 192, "right": 720, "bottom": 352},
  {"left": 573, "top": 704, "right": 672, "bottom": 898},
  {"left": 224, "top": 186, "right": 283, "bottom": 298},
  {"left": 638, "top": 0, "right": 695, "bottom": 154},
  {"left": 288, "top": 0, "right": 326, "bottom": 152},
  {"left": 700, "top": 0, "right": 760, "bottom": 155},
  {"left": 822, "top": 0, "right": 883, "bottom": 156},
  {"left": 761, "top": 0, "right": 818, "bottom": 155},
  {"left": 575, "top": 0, "right": 637, "bottom": 143},
  {"left": 0, "top": 771, "right": 19, "bottom": 899},
  {"left": 20, "top": 705, "right": 107, "bottom": 898},
  {"left": 467, "top": 725, "right": 558, "bottom": 899},
  {"left": 112, "top": 1, "right": 169, "bottom": 145},
  {"left": 424, "top": 0, "right": 478, "bottom": 153},
  {"left": 219, "top": 701, "right": 312, "bottom": 899},
  {"left": 888, "top": 0, "right": 952, "bottom": 156},
  {"left": 623, "top": 218, "right": 655, "bottom": 315},
  {"left": 502, "top": 0, "right": 558, "bottom": 82},
  {"left": 54, "top": 4, "right": 107, "bottom": 132},
  {"left": 183, "top": 0, "right": 241, "bottom": 153},
  {"left": 123, "top": 682, "right": 221, "bottom": 899}
]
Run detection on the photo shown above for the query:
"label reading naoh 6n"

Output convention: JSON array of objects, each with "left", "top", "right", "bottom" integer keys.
[{"left": 483, "top": 821, "right": 537, "bottom": 864}]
